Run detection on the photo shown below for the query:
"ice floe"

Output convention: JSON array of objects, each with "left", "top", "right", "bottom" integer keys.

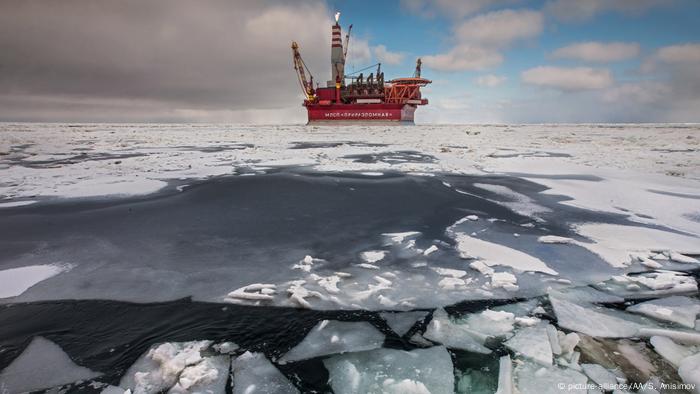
[
  {"left": 504, "top": 324, "right": 553, "bottom": 365},
  {"left": 451, "top": 231, "right": 558, "bottom": 275},
  {"left": 513, "top": 361, "right": 588, "bottom": 394},
  {"left": 279, "top": 320, "right": 384, "bottom": 363},
  {"left": 649, "top": 336, "right": 696, "bottom": 368},
  {"left": 0, "top": 263, "right": 72, "bottom": 299},
  {"left": 549, "top": 296, "right": 649, "bottom": 338},
  {"left": 627, "top": 296, "right": 700, "bottom": 328},
  {"left": 323, "top": 346, "right": 454, "bottom": 394},
  {"left": 380, "top": 311, "right": 429, "bottom": 336},
  {"left": 0, "top": 336, "right": 101, "bottom": 393},
  {"left": 225, "top": 283, "right": 277, "bottom": 303},
  {"left": 231, "top": 351, "right": 299, "bottom": 394},
  {"left": 422, "top": 308, "right": 492, "bottom": 354},
  {"left": 360, "top": 250, "right": 386, "bottom": 263}
]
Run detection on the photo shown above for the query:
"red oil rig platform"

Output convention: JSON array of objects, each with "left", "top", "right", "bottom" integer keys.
[{"left": 292, "top": 13, "right": 431, "bottom": 124}]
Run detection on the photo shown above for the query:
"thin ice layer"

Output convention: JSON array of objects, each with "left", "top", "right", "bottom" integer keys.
[
  {"left": 380, "top": 311, "right": 429, "bottom": 336},
  {"left": 279, "top": 320, "right": 384, "bottom": 363},
  {"left": 323, "top": 346, "right": 454, "bottom": 394},
  {"left": 503, "top": 325, "right": 553, "bottom": 365},
  {"left": 627, "top": 296, "right": 700, "bottom": 328},
  {"left": 0, "top": 336, "right": 101, "bottom": 393},
  {"left": 0, "top": 264, "right": 71, "bottom": 299},
  {"left": 550, "top": 296, "right": 649, "bottom": 338},
  {"left": 451, "top": 232, "right": 558, "bottom": 275},
  {"left": 231, "top": 352, "right": 299, "bottom": 394}
]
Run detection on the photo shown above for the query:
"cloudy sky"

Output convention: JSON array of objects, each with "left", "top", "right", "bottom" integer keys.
[{"left": 1, "top": 0, "right": 699, "bottom": 123}]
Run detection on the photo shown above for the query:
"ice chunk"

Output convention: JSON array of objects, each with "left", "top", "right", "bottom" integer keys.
[
  {"left": 538, "top": 235, "right": 575, "bottom": 244},
  {"left": 356, "top": 263, "right": 380, "bottom": 270},
  {"left": 669, "top": 252, "right": 699, "bottom": 264},
  {"left": 360, "top": 250, "right": 386, "bottom": 263},
  {"left": 452, "top": 232, "right": 558, "bottom": 275},
  {"left": 546, "top": 324, "right": 561, "bottom": 355},
  {"left": 169, "top": 355, "right": 228, "bottom": 394},
  {"left": 637, "top": 328, "right": 700, "bottom": 345},
  {"left": 504, "top": 325, "right": 552, "bottom": 365},
  {"left": 292, "top": 255, "right": 316, "bottom": 272},
  {"left": 514, "top": 362, "right": 588, "bottom": 394},
  {"left": 120, "top": 340, "right": 211, "bottom": 393},
  {"left": 677, "top": 353, "right": 700, "bottom": 392},
  {"left": 649, "top": 336, "right": 695, "bottom": 368},
  {"left": 550, "top": 296, "right": 647, "bottom": 338},
  {"left": 423, "top": 245, "right": 438, "bottom": 255},
  {"left": 581, "top": 363, "right": 618, "bottom": 388},
  {"left": 470, "top": 260, "right": 495, "bottom": 275},
  {"left": 423, "top": 308, "right": 491, "bottom": 354},
  {"left": 279, "top": 320, "right": 384, "bottom": 362},
  {"left": 496, "top": 355, "right": 514, "bottom": 394},
  {"left": 431, "top": 266, "right": 467, "bottom": 278},
  {"left": 548, "top": 286, "right": 624, "bottom": 304},
  {"left": 627, "top": 296, "right": 700, "bottom": 328},
  {"left": 226, "top": 283, "right": 277, "bottom": 302},
  {"left": 464, "top": 309, "right": 515, "bottom": 339},
  {"left": 323, "top": 346, "right": 454, "bottom": 394},
  {"left": 0, "top": 336, "right": 101, "bottom": 393},
  {"left": 0, "top": 264, "right": 72, "bottom": 298},
  {"left": 231, "top": 351, "right": 299, "bottom": 394},
  {"left": 380, "top": 311, "right": 429, "bottom": 336},
  {"left": 491, "top": 272, "right": 519, "bottom": 291},
  {"left": 382, "top": 231, "right": 421, "bottom": 245},
  {"left": 213, "top": 342, "right": 239, "bottom": 354}
]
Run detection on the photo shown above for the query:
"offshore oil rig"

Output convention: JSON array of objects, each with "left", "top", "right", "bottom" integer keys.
[{"left": 292, "top": 12, "right": 431, "bottom": 124}]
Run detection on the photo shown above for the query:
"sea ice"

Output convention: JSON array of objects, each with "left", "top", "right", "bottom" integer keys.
[
  {"left": 495, "top": 355, "right": 514, "bottom": 394},
  {"left": 278, "top": 320, "right": 384, "bottom": 363},
  {"left": 504, "top": 324, "right": 553, "bottom": 365},
  {"left": 422, "top": 308, "right": 492, "bottom": 354},
  {"left": 323, "top": 346, "right": 454, "bottom": 394},
  {"left": 231, "top": 351, "right": 299, "bottom": 394},
  {"left": 538, "top": 235, "right": 575, "bottom": 244},
  {"left": 0, "top": 264, "right": 72, "bottom": 299},
  {"left": 0, "top": 336, "right": 101, "bottom": 393},
  {"left": 649, "top": 336, "right": 695, "bottom": 368},
  {"left": 380, "top": 311, "right": 429, "bottom": 336},
  {"left": 451, "top": 232, "right": 558, "bottom": 275},
  {"left": 119, "top": 340, "right": 212, "bottom": 393},
  {"left": 626, "top": 296, "right": 700, "bottom": 328},
  {"left": 360, "top": 250, "right": 386, "bottom": 263},
  {"left": 637, "top": 328, "right": 700, "bottom": 345},
  {"left": 677, "top": 353, "right": 700, "bottom": 392},
  {"left": 514, "top": 362, "right": 588, "bottom": 394},
  {"left": 550, "top": 296, "right": 648, "bottom": 338},
  {"left": 491, "top": 272, "right": 519, "bottom": 291},
  {"left": 169, "top": 355, "right": 228, "bottom": 394},
  {"left": 463, "top": 309, "right": 516, "bottom": 339},
  {"left": 581, "top": 363, "right": 618, "bottom": 388},
  {"left": 225, "top": 283, "right": 277, "bottom": 302}
]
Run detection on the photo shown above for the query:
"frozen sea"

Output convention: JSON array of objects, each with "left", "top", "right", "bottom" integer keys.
[{"left": 0, "top": 123, "right": 699, "bottom": 393}]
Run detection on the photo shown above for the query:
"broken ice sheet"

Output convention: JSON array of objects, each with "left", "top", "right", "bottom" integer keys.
[
  {"left": 626, "top": 296, "right": 700, "bottom": 328},
  {"left": 278, "top": 320, "right": 384, "bottom": 363},
  {"left": 231, "top": 351, "right": 299, "bottom": 394},
  {"left": 513, "top": 361, "right": 588, "bottom": 394},
  {"left": 423, "top": 308, "right": 492, "bottom": 354},
  {"left": 323, "top": 346, "right": 454, "bottom": 394},
  {"left": 549, "top": 295, "right": 653, "bottom": 338},
  {"left": 503, "top": 324, "right": 553, "bottom": 366},
  {"left": 0, "top": 336, "right": 101, "bottom": 393},
  {"left": 380, "top": 311, "right": 429, "bottom": 337}
]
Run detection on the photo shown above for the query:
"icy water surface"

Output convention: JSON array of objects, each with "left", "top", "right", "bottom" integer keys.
[{"left": 1, "top": 167, "right": 699, "bottom": 393}]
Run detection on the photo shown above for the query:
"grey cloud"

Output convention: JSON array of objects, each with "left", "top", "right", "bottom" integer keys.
[{"left": 0, "top": 0, "right": 332, "bottom": 122}]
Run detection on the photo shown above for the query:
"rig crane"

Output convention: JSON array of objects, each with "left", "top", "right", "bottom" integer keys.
[{"left": 291, "top": 41, "right": 316, "bottom": 101}]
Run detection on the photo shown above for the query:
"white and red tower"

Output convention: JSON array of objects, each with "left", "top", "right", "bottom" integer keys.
[{"left": 330, "top": 12, "right": 345, "bottom": 88}]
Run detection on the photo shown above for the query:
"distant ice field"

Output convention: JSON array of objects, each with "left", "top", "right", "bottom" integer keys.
[{"left": 1, "top": 123, "right": 700, "bottom": 393}]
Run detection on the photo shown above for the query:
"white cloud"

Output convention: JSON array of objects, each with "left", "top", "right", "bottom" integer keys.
[
  {"left": 552, "top": 41, "right": 640, "bottom": 63},
  {"left": 373, "top": 45, "right": 405, "bottom": 65},
  {"left": 521, "top": 66, "right": 613, "bottom": 90},
  {"left": 423, "top": 45, "right": 503, "bottom": 72},
  {"left": 545, "top": 0, "right": 674, "bottom": 23},
  {"left": 423, "top": 8, "right": 542, "bottom": 72},
  {"left": 400, "top": 0, "right": 515, "bottom": 19},
  {"left": 346, "top": 37, "right": 372, "bottom": 65},
  {"left": 602, "top": 82, "right": 670, "bottom": 104},
  {"left": 475, "top": 74, "right": 507, "bottom": 87},
  {"left": 454, "top": 9, "right": 544, "bottom": 48},
  {"left": 655, "top": 43, "right": 700, "bottom": 64}
]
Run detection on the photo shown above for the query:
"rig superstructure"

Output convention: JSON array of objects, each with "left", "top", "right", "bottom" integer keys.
[{"left": 292, "top": 12, "right": 431, "bottom": 124}]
